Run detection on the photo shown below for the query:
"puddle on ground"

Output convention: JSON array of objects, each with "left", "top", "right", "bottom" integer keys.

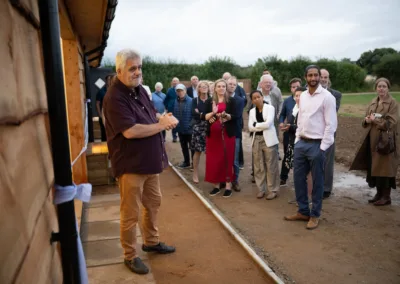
[{"left": 332, "top": 172, "right": 399, "bottom": 205}]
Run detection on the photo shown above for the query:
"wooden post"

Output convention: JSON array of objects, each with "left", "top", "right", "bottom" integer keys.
[{"left": 61, "top": 39, "right": 88, "bottom": 184}]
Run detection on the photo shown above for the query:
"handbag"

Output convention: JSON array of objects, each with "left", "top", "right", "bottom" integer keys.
[{"left": 376, "top": 119, "right": 396, "bottom": 155}]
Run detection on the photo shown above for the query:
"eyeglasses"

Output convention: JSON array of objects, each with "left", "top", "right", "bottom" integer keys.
[{"left": 200, "top": 85, "right": 209, "bottom": 88}]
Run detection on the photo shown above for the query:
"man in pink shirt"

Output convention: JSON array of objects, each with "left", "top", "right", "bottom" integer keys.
[{"left": 284, "top": 65, "right": 337, "bottom": 230}]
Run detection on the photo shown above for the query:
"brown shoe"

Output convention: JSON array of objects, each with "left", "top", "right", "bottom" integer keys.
[
  {"left": 284, "top": 212, "right": 310, "bottom": 221},
  {"left": 266, "top": 192, "right": 278, "bottom": 200},
  {"left": 257, "top": 192, "right": 265, "bottom": 199},
  {"left": 306, "top": 217, "right": 319, "bottom": 230},
  {"left": 232, "top": 181, "right": 241, "bottom": 192}
]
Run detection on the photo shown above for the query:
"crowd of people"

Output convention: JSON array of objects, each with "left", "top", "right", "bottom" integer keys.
[{"left": 99, "top": 48, "right": 398, "bottom": 275}]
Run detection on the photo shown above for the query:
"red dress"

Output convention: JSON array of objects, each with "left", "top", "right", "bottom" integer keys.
[{"left": 205, "top": 102, "right": 235, "bottom": 183}]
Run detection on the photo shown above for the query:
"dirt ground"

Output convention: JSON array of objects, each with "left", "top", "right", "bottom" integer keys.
[
  {"left": 166, "top": 114, "right": 400, "bottom": 284},
  {"left": 91, "top": 168, "right": 272, "bottom": 284}
]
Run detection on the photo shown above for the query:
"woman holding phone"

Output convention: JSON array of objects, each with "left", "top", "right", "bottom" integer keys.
[{"left": 350, "top": 78, "right": 398, "bottom": 206}]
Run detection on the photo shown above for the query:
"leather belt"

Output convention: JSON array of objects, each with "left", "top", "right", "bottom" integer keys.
[{"left": 301, "top": 137, "right": 322, "bottom": 143}]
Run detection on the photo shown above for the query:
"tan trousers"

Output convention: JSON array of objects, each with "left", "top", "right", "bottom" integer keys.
[
  {"left": 252, "top": 135, "right": 280, "bottom": 193},
  {"left": 118, "top": 173, "right": 161, "bottom": 260}
]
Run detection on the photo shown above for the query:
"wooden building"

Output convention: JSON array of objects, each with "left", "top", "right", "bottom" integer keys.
[{"left": 0, "top": 0, "right": 117, "bottom": 282}]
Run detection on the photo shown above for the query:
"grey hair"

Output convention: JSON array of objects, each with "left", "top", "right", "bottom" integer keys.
[
  {"left": 190, "top": 75, "right": 199, "bottom": 81},
  {"left": 227, "top": 76, "right": 237, "bottom": 82},
  {"left": 115, "top": 49, "right": 141, "bottom": 71},
  {"left": 155, "top": 82, "right": 163, "bottom": 89},
  {"left": 260, "top": 74, "right": 274, "bottom": 83}
]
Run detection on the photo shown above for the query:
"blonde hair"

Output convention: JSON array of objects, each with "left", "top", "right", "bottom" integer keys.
[
  {"left": 212, "top": 79, "right": 229, "bottom": 105},
  {"left": 196, "top": 80, "right": 210, "bottom": 97}
]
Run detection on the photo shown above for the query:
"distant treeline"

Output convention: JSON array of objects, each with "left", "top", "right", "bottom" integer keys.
[{"left": 102, "top": 48, "right": 400, "bottom": 93}]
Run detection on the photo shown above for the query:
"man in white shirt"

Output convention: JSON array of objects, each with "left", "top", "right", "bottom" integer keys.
[{"left": 284, "top": 65, "right": 337, "bottom": 230}]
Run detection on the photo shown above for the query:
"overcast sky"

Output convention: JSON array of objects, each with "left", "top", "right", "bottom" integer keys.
[{"left": 103, "top": 0, "right": 400, "bottom": 66}]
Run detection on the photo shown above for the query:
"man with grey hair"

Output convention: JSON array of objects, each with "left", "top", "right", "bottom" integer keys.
[
  {"left": 226, "top": 76, "right": 245, "bottom": 191},
  {"left": 320, "top": 68, "right": 342, "bottom": 199},
  {"left": 259, "top": 74, "right": 283, "bottom": 135},
  {"left": 187, "top": 75, "right": 199, "bottom": 98},
  {"left": 103, "top": 49, "right": 177, "bottom": 275},
  {"left": 165, "top": 77, "right": 180, "bottom": 142},
  {"left": 222, "top": 72, "right": 247, "bottom": 168}
]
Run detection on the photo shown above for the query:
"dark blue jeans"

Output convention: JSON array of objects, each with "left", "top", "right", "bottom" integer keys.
[
  {"left": 234, "top": 138, "right": 240, "bottom": 182},
  {"left": 294, "top": 140, "right": 325, "bottom": 218}
]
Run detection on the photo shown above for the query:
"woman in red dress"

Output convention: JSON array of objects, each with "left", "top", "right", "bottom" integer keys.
[{"left": 204, "top": 79, "right": 236, "bottom": 198}]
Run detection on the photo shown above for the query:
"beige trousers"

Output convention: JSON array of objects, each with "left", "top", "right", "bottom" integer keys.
[
  {"left": 252, "top": 135, "right": 280, "bottom": 193},
  {"left": 118, "top": 173, "right": 161, "bottom": 260}
]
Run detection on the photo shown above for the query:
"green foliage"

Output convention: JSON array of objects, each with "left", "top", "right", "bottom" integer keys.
[
  {"left": 356, "top": 48, "right": 398, "bottom": 74},
  {"left": 373, "top": 53, "right": 400, "bottom": 85},
  {"left": 340, "top": 93, "right": 400, "bottom": 105}
]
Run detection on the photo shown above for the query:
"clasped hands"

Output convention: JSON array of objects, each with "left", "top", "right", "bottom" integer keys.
[
  {"left": 159, "top": 112, "right": 179, "bottom": 130},
  {"left": 279, "top": 123, "right": 291, "bottom": 132},
  {"left": 209, "top": 102, "right": 231, "bottom": 124}
]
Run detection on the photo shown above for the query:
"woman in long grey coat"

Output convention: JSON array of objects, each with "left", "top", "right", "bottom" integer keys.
[{"left": 350, "top": 78, "right": 398, "bottom": 206}]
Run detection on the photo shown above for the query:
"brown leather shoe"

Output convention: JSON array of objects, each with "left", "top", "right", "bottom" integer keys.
[
  {"left": 284, "top": 212, "right": 310, "bottom": 221},
  {"left": 257, "top": 192, "right": 265, "bottom": 199},
  {"left": 306, "top": 217, "right": 319, "bottom": 230},
  {"left": 266, "top": 192, "right": 278, "bottom": 200}
]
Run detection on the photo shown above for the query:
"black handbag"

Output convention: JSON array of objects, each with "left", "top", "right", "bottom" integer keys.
[{"left": 376, "top": 119, "right": 396, "bottom": 155}]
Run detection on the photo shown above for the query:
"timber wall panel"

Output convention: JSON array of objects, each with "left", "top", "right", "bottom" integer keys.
[
  {"left": 0, "top": 1, "right": 47, "bottom": 125},
  {"left": 14, "top": 193, "right": 59, "bottom": 284},
  {"left": 0, "top": 1, "right": 61, "bottom": 283},
  {"left": 0, "top": 115, "right": 54, "bottom": 283}
]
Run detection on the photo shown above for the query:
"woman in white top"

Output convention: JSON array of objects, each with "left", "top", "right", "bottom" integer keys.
[{"left": 248, "top": 90, "right": 280, "bottom": 199}]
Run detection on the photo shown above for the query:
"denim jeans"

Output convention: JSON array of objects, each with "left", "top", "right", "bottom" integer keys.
[
  {"left": 233, "top": 138, "right": 241, "bottom": 182},
  {"left": 294, "top": 140, "right": 325, "bottom": 217},
  {"left": 172, "top": 128, "right": 178, "bottom": 140}
]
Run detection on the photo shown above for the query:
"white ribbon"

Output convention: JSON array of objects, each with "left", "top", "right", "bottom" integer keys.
[
  {"left": 54, "top": 183, "right": 92, "bottom": 284},
  {"left": 54, "top": 183, "right": 92, "bottom": 204}
]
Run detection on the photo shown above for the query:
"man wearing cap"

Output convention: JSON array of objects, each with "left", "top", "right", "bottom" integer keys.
[{"left": 173, "top": 84, "right": 194, "bottom": 168}]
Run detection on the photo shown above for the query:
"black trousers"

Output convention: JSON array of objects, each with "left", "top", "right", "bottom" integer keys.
[
  {"left": 280, "top": 132, "right": 290, "bottom": 181},
  {"left": 99, "top": 117, "right": 107, "bottom": 142},
  {"left": 178, "top": 133, "right": 194, "bottom": 164}
]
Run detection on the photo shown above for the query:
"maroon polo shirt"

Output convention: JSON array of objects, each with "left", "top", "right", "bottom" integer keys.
[{"left": 103, "top": 78, "right": 168, "bottom": 177}]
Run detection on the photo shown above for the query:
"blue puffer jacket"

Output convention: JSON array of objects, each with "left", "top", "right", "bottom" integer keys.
[{"left": 173, "top": 95, "right": 193, "bottom": 134}]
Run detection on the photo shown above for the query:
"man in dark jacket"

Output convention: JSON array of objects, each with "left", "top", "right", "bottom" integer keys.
[
  {"left": 279, "top": 78, "right": 302, "bottom": 186},
  {"left": 320, "top": 69, "right": 342, "bottom": 199},
  {"left": 173, "top": 84, "right": 194, "bottom": 168},
  {"left": 186, "top": 76, "right": 199, "bottom": 98},
  {"left": 227, "top": 77, "right": 245, "bottom": 191},
  {"left": 223, "top": 72, "right": 247, "bottom": 168},
  {"left": 164, "top": 77, "right": 180, "bottom": 142}
]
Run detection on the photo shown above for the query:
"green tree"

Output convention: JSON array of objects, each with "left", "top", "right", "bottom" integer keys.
[
  {"left": 373, "top": 53, "right": 400, "bottom": 85},
  {"left": 356, "top": 48, "right": 398, "bottom": 74},
  {"left": 201, "top": 56, "right": 237, "bottom": 80}
]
